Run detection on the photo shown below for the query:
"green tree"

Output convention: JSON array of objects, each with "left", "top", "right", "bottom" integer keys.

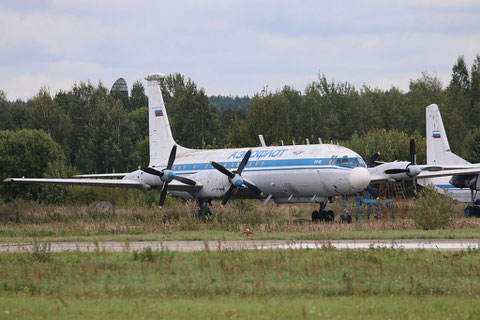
[
  {"left": 160, "top": 74, "right": 222, "bottom": 148},
  {"left": 461, "top": 128, "right": 480, "bottom": 163},
  {"left": 75, "top": 96, "right": 137, "bottom": 173},
  {"left": 28, "top": 88, "right": 72, "bottom": 154},
  {"left": 0, "top": 129, "right": 65, "bottom": 201},
  {"left": 128, "top": 81, "right": 148, "bottom": 111},
  {"left": 1, "top": 103, "right": 29, "bottom": 130},
  {"left": 127, "top": 106, "right": 148, "bottom": 144},
  {"left": 343, "top": 129, "right": 426, "bottom": 164},
  {"left": 449, "top": 55, "right": 470, "bottom": 92}
]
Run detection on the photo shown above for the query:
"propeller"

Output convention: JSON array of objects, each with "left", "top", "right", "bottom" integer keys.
[
  {"left": 140, "top": 145, "right": 196, "bottom": 206},
  {"left": 365, "top": 152, "right": 380, "bottom": 168},
  {"left": 364, "top": 152, "right": 380, "bottom": 198},
  {"left": 210, "top": 149, "right": 263, "bottom": 205}
]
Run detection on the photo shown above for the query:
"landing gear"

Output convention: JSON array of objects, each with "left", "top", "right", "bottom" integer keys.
[
  {"left": 311, "top": 202, "right": 335, "bottom": 223},
  {"left": 465, "top": 190, "right": 480, "bottom": 218},
  {"left": 196, "top": 198, "right": 213, "bottom": 217},
  {"left": 339, "top": 195, "right": 352, "bottom": 223}
]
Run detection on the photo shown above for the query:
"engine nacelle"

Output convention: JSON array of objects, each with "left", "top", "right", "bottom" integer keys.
[{"left": 450, "top": 174, "right": 480, "bottom": 190}]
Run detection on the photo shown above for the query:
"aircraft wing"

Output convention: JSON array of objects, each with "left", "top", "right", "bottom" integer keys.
[
  {"left": 369, "top": 168, "right": 480, "bottom": 183},
  {"left": 416, "top": 168, "right": 480, "bottom": 179},
  {"left": 2, "top": 177, "right": 203, "bottom": 193},
  {"left": 73, "top": 173, "right": 128, "bottom": 178},
  {"left": 3, "top": 177, "right": 148, "bottom": 189}
]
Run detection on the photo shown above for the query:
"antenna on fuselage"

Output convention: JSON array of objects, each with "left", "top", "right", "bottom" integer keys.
[
  {"left": 318, "top": 137, "right": 322, "bottom": 144},
  {"left": 292, "top": 140, "right": 296, "bottom": 145},
  {"left": 258, "top": 135, "right": 266, "bottom": 147},
  {"left": 306, "top": 138, "right": 310, "bottom": 145},
  {"left": 280, "top": 140, "right": 284, "bottom": 146}
]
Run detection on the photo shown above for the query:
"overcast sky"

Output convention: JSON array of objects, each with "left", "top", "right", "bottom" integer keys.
[{"left": 1, "top": 0, "right": 480, "bottom": 101}]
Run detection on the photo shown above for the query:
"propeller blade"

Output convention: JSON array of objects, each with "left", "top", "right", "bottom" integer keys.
[
  {"left": 237, "top": 149, "right": 252, "bottom": 175},
  {"left": 366, "top": 152, "right": 380, "bottom": 168},
  {"left": 173, "top": 175, "right": 196, "bottom": 185},
  {"left": 211, "top": 161, "right": 235, "bottom": 178},
  {"left": 221, "top": 185, "right": 235, "bottom": 205},
  {"left": 421, "top": 166, "right": 443, "bottom": 172},
  {"left": 384, "top": 168, "right": 409, "bottom": 174},
  {"left": 159, "top": 181, "right": 168, "bottom": 206},
  {"left": 366, "top": 185, "right": 378, "bottom": 199},
  {"left": 243, "top": 181, "right": 263, "bottom": 195},
  {"left": 140, "top": 166, "right": 164, "bottom": 177},
  {"left": 409, "top": 138, "right": 416, "bottom": 165},
  {"left": 167, "top": 145, "right": 177, "bottom": 170}
]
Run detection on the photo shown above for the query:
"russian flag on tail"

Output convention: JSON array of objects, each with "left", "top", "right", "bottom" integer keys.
[
  {"left": 155, "top": 109, "right": 163, "bottom": 117},
  {"left": 432, "top": 130, "right": 441, "bottom": 139}
]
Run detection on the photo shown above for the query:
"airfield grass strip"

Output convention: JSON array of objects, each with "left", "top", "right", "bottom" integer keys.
[
  {"left": 2, "top": 249, "right": 480, "bottom": 298},
  {"left": 1, "top": 295, "right": 479, "bottom": 319}
]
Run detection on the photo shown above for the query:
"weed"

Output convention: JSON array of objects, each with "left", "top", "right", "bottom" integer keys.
[
  {"left": 29, "top": 239, "right": 52, "bottom": 262},
  {"left": 411, "top": 185, "right": 455, "bottom": 230}
]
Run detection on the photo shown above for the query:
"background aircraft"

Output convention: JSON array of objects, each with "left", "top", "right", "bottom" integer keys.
[{"left": 418, "top": 104, "right": 480, "bottom": 216}]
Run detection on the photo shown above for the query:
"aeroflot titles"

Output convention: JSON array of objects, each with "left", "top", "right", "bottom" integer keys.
[{"left": 228, "top": 149, "right": 289, "bottom": 160}]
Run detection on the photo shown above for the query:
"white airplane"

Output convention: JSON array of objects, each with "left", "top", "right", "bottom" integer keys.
[
  {"left": 4, "top": 74, "right": 480, "bottom": 222},
  {"left": 417, "top": 104, "right": 480, "bottom": 217}
]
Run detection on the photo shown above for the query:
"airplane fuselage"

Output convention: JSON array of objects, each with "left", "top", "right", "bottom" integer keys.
[{"left": 124, "top": 143, "right": 370, "bottom": 203}]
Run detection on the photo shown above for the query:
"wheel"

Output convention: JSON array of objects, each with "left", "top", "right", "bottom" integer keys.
[
  {"left": 319, "top": 210, "right": 327, "bottom": 222},
  {"left": 474, "top": 206, "right": 480, "bottom": 218},
  {"left": 312, "top": 210, "right": 319, "bottom": 222},
  {"left": 325, "top": 210, "right": 335, "bottom": 222},
  {"left": 465, "top": 206, "right": 473, "bottom": 218},
  {"left": 346, "top": 215, "right": 352, "bottom": 223}
]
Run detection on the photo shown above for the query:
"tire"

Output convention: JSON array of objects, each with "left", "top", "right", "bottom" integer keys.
[
  {"left": 326, "top": 210, "right": 335, "bottom": 222},
  {"left": 346, "top": 215, "right": 352, "bottom": 224},
  {"left": 474, "top": 206, "right": 480, "bottom": 218},
  {"left": 465, "top": 206, "right": 473, "bottom": 218},
  {"left": 312, "top": 210, "right": 319, "bottom": 222},
  {"left": 319, "top": 210, "right": 327, "bottom": 222}
]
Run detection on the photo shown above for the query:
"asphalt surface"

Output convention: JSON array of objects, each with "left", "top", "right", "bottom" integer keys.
[{"left": 2, "top": 239, "right": 480, "bottom": 253}]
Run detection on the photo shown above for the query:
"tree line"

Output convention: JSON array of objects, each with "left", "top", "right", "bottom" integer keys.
[{"left": 1, "top": 55, "right": 480, "bottom": 202}]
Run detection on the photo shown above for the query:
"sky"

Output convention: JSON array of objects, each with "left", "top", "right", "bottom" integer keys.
[{"left": 1, "top": 0, "right": 480, "bottom": 101}]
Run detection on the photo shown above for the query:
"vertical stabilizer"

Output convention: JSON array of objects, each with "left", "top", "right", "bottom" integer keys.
[
  {"left": 426, "top": 104, "right": 469, "bottom": 165},
  {"left": 145, "top": 74, "right": 176, "bottom": 166}
]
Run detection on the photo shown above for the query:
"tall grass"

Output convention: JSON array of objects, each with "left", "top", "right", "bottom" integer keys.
[
  {"left": 2, "top": 249, "right": 480, "bottom": 298},
  {"left": 0, "top": 196, "right": 473, "bottom": 238}
]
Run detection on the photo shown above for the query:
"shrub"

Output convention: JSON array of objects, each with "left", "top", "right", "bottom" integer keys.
[{"left": 411, "top": 185, "right": 455, "bottom": 230}]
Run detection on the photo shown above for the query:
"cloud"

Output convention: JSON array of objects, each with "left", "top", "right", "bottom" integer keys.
[{"left": 0, "top": 0, "right": 480, "bottom": 100}]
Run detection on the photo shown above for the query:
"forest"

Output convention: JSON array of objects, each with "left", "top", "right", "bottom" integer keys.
[{"left": 1, "top": 54, "right": 480, "bottom": 203}]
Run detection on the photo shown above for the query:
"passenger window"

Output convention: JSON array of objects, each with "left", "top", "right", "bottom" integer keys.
[
  {"left": 335, "top": 159, "right": 342, "bottom": 165},
  {"left": 342, "top": 157, "right": 348, "bottom": 164}
]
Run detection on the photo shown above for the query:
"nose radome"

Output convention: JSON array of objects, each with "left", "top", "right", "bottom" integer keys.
[{"left": 349, "top": 167, "right": 371, "bottom": 190}]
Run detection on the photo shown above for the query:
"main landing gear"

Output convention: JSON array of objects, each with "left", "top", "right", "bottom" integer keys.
[
  {"left": 196, "top": 198, "right": 212, "bottom": 217},
  {"left": 465, "top": 189, "right": 480, "bottom": 218},
  {"left": 311, "top": 202, "right": 335, "bottom": 223}
]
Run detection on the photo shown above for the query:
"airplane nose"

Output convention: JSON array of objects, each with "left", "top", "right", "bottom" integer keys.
[{"left": 349, "top": 167, "right": 371, "bottom": 190}]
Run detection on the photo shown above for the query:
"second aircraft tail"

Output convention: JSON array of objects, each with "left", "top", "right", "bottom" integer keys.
[{"left": 426, "top": 104, "right": 469, "bottom": 166}]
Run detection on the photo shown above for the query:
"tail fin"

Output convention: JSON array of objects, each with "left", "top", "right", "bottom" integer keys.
[
  {"left": 426, "top": 104, "right": 469, "bottom": 165},
  {"left": 145, "top": 73, "right": 177, "bottom": 166}
]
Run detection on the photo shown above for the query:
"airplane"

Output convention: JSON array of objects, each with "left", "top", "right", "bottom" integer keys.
[
  {"left": 417, "top": 104, "right": 480, "bottom": 217},
  {"left": 4, "top": 74, "right": 480, "bottom": 223}
]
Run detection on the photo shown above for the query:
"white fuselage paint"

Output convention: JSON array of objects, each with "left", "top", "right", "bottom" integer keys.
[{"left": 124, "top": 143, "right": 368, "bottom": 203}]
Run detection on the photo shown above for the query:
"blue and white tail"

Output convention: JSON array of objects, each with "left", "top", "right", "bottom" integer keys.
[
  {"left": 426, "top": 104, "right": 469, "bottom": 166},
  {"left": 145, "top": 73, "right": 189, "bottom": 166}
]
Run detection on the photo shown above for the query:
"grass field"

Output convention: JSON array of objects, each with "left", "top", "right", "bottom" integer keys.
[
  {"left": 1, "top": 199, "right": 479, "bottom": 242},
  {"left": 1, "top": 248, "right": 480, "bottom": 319}
]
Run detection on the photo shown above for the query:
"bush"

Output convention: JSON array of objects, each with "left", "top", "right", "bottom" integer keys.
[{"left": 411, "top": 185, "right": 455, "bottom": 230}]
